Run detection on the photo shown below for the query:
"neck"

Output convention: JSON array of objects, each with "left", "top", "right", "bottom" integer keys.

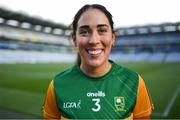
[{"left": 80, "top": 60, "right": 112, "bottom": 77}]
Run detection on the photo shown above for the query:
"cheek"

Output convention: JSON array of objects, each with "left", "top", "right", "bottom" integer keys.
[
  {"left": 103, "top": 37, "right": 114, "bottom": 48},
  {"left": 75, "top": 37, "right": 87, "bottom": 49}
]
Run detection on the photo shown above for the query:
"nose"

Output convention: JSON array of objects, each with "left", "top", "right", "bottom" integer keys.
[{"left": 89, "top": 31, "right": 100, "bottom": 44}]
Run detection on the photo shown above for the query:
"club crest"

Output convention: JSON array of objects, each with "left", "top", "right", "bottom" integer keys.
[{"left": 114, "top": 96, "right": 126, "bottom": 112}]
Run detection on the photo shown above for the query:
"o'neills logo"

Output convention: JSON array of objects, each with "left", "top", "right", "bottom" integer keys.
[{"left": 87, "top": 91, "right": 105, "bottom": 97}]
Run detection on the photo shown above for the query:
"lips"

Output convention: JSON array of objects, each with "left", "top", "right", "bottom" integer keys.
[{"left": 87, "top": 49, "right": 103, "bottom": 56}]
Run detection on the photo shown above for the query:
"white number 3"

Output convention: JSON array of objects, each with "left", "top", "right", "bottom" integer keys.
[{"left": 92, "top": 98, "right": 101, "bottom": 112}]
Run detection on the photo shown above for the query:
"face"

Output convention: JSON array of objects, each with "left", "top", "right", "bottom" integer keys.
[{"left": 73, "top": 8, "right": 115, "bottom": 68}]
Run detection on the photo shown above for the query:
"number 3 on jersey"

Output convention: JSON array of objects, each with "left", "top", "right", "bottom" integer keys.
[{"left": 92, "top": 98, "right": 101, "bottom": 112}]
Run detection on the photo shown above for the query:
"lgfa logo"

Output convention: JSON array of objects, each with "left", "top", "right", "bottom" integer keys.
[{"left": 63, "top": 100, "right": 81, "bottom": 109}]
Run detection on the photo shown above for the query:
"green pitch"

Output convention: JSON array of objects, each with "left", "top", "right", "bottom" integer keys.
[{"left": 0, "top": 62, "right": 179, "bottom": 119}]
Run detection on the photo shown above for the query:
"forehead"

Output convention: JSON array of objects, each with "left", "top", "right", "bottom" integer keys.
[{"left": 77, "top": 8, "right": 110, "bottom": 28}]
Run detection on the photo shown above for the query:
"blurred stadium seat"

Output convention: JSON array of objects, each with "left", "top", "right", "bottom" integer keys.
[
  {"left": 111, "top": 22, "right": 180, "bottom": 62},
  {"left": 0, "top": 7, "right": 180, "bottom": 63},
  {"left": 147, "top": 52, "right": 166, "bottom": 62},
  {"left": 165, "top": 52, "right": 180, "bottom": 62},
  {"left": 0, "top": 49, "right": 76, "bottom": 63}
]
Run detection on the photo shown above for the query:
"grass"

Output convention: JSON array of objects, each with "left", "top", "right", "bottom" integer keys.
[
  {"left": 0, "top": 63, "right": 73, "bottom": 118},
  {"left": 0, "top": 62, "right": 179, "bottom": 118}
]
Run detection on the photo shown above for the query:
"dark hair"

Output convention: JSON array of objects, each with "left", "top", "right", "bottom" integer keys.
[
  {"left": 71, "top": 4, "right": 114, "bottom": 65},
  {"left": 72, "top": 4, "right": 114, "bottom": 36}
]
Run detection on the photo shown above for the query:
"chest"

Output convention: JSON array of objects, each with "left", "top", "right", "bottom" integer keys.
[{"left": 54, "top": 75, "right": 138, "bottom": 119}]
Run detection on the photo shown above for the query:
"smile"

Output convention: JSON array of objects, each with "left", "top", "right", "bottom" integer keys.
[{"left": 87, "top": 49, "right": 103, "bottom": 56}]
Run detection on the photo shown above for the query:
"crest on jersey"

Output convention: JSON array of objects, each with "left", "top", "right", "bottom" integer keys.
[{"left": 114, "top": 97, "right": 126, "bottom": 112}]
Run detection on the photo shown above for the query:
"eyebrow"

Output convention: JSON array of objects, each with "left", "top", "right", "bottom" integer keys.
[
  {"left": 79, "top": 24, "right": 108, "bottom": 29},
  {"left": 79, "top": 25, "right": 89, "bottom": 29},
  {"left": 97, "top": 24, "right": 108, "bottom": 28}
]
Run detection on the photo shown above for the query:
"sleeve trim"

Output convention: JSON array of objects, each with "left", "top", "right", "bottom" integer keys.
[
  {"left": 43, "top": 109, "right": 60, "bottom": 119},
  {"left": 133, "top": 106, "right": 152, "bottom": 118}
]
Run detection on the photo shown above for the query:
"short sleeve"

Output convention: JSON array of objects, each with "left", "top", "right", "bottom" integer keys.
[
  {"left": 42, "top": 80, "right": 61, "bottom": 119},
  {"left": 133, "top": 75, "right": 154, "bottom": 118}
]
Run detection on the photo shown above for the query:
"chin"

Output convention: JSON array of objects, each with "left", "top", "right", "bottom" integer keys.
[{"left": 87, "top": 59, "right": 105, "bottom": 68}]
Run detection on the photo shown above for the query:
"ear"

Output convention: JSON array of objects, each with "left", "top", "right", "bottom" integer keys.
[
  {"left": 71, "top": 33, "right": 77, "bottom": 47},
  {"left": 112, "top": 32, "right": 116, "bottom": 46}
]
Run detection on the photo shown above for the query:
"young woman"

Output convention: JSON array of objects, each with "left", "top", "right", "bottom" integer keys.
[{"left": 42, "top": 4, "right": 154, "bottom": 119}]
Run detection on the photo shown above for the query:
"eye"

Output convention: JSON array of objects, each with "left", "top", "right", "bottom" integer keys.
[
  {"left": 98, "top": 27, "right": 107, "bottom": 34},
  {"left": 79, "top": 29, "right": 89, "bottom": 36}
]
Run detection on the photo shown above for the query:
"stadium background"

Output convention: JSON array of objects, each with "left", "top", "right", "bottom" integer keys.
[{"left": 0, "top": 7, "right": 180, "bottom": 119}]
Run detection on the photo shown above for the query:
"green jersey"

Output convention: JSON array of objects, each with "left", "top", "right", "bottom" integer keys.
[{"left": 54, "top": 62, "right": 138, "bottom": 119}]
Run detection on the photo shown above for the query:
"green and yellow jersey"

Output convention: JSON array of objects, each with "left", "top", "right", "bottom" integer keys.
[{"left": 42, "top": 62, "right": 154, "bottom": 119}]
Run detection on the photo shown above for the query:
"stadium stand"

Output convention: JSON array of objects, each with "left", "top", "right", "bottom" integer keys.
[
  {"left": 0, "top": 7, "right": 180, "bottom": 63},
  {"left": 0, "top": 7, "right": 77, "bottom": 63},
  {"left": 165, "top": 52, "right": 180, "bottom": 62},
  {"left": 147, "top": 52, "right": 166, "bottom": 62},
  {"left": 112, "top": 22, "right": 180, "bottom": 62},
  {"left": 0, "top": 49, "right": 76, "bottom": 63}
]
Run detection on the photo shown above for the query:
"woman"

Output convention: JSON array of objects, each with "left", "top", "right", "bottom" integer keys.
[{"left": 42, "top": 4, "right": 154, "bottom": 119}]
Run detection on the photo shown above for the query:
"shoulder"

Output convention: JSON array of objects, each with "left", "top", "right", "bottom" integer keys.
[
  {"left": 133, "top": 75, "right": 154, "bottom": 118},
  {"left": 54, "top": 65, "right": 79, "bottom": 81},
  {"left": 111, "top": 62, "right": 139, "bottom": 90},
  {"left": 113, "top": 62, "right": 138, "bottom": 79}
]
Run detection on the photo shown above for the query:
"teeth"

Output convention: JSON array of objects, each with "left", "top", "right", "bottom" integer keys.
[{"left": 88, "top": 50, "right": 102, "bottom": 55}]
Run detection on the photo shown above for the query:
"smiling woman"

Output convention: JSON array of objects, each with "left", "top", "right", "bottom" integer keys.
[
  {"left": 72, "top": 7, "right": 115, "bottom": 77},
  {"left": 42, "top": 4, "right": 154, "bottom": 119}
]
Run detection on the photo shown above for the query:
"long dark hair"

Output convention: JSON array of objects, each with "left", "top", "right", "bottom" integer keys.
[{"left": 71, "top": 4, "right": 114, "bottom": 65}]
